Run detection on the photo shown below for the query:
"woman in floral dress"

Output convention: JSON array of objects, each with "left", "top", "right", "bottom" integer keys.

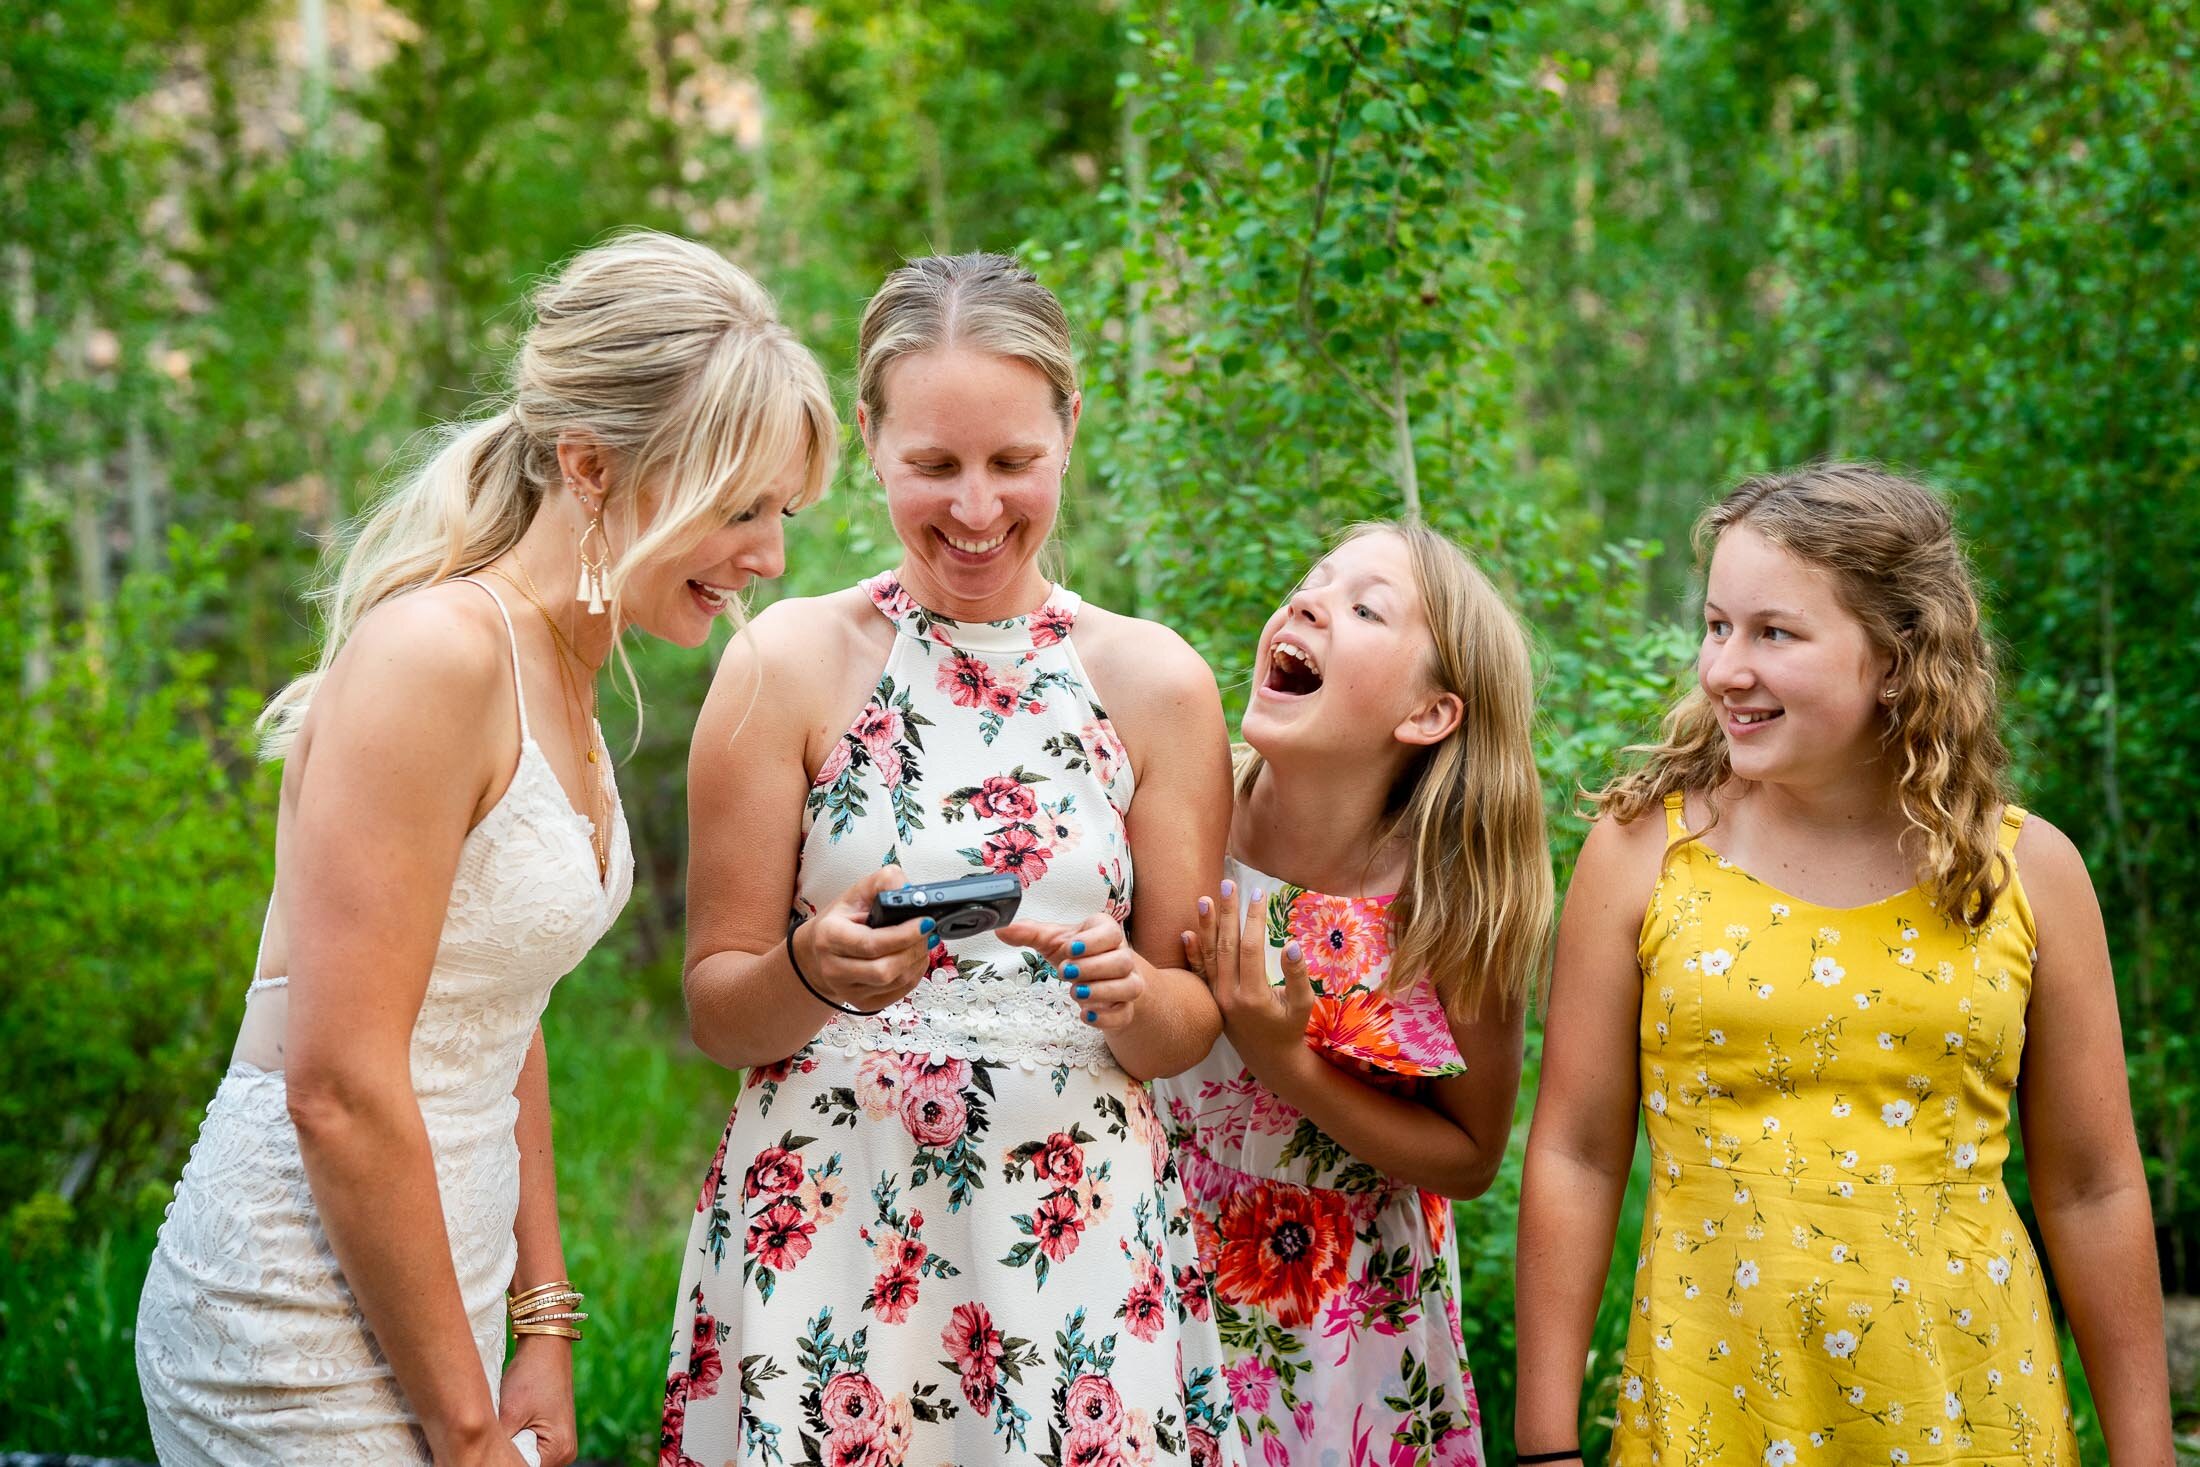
[
  {"left": 1165, "top": 523, "right": 1555, "bottom": 1467},
  {"left": 1517, "top": 464, "right": 2172, "bottom": 1466},
  {"left": 663, "top": 253, "right": 1241, "bottom": 1467}
]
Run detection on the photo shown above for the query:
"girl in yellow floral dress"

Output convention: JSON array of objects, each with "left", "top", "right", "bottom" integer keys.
[
  {"left": 1517, "top": 464, "right": 2173, "bottom": 1466},
  {"left": 1166, "top": 523, "right": 1555, "bottom": 1467}
]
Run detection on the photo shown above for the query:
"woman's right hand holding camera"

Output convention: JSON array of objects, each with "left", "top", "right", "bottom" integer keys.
[{"left": 792, "top": 865, "right": 936, "bottom": 1014}]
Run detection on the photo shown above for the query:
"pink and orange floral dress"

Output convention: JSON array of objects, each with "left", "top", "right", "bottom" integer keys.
[
  {"left": 661, "top": 575, "right": 1239, "bottom": 1467},
  {"left": 1155, "top": 861, "right": 1486, "bottom": 1467}
]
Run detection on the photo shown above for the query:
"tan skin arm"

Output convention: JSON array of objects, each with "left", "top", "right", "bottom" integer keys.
[
  {"left": 2012, "top": 816, "right": 2174, "bottom": 1466},
  {"left": 279, "top": 592, "right": 530, "bottom": 1467},
  {"left": 682, "top": 596, "right": 931, "bottom": 1071},
  {"left": 1512, "top": 813, "right": 1666, "bottom": 1464},
  {"left": 1006, "top": 616, "right": 1232, "bottom": 1082},
  {"left": 497, "top": 1027, "right": 575, "bottom": 1467},
  {"left": 1187, "top": 882, "right": 1526, "bottom": 1198}
]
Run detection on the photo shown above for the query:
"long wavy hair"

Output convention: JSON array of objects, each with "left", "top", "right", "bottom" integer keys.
[
  {"left": 1591, "top": 462, "right": 2013, "bottom": 925},
  {"left": 1238, "top": 522, "right": 1555, "bottom": 1019},
  {"left": 259, "top": 230, "right": 838, "bottom": 757}
]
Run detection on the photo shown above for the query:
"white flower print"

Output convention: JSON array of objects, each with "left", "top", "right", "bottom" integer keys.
[
  {"left": 1709, "top": 1028, "right": 1727, "bottom": 1045},
  {"left": 1897, "top": 947, "right": 1916, "bottom": 965},
  {"left": 1703, "top": 947, "right": 1735, "bottom": 977},
  {"left": 1839, "top": 1150, "right": 1859, "bottom": 1169},
  {"left": 1987, "top": 1256, "right": 2012, "bottom": 1285},
  {"left": 1735, "top": 1260, "right": 1760, "bottom": 1289},
  {"left": 1831, "top": 1099, "right": 1852, "bottom": 1119},
  {"left": 1944, "top": 1392, "right": 1961, "bottom": 1420},
  {"left": 1811, "top": 955, "right": 1845, "bottom": 986},
  {"left": 1830, "top": 1243, "right": 1851, "bottom": 1264},
  {"left": 1877, "top": 1032, "right": 1896, "bottom": 1050},
  {"left": 1855, "top": 993, "right": 1872, "bottom": 1009},
  {"left": 1892, "top": 1452, "right": 1910, "bottom": 1464},
  {"left": 1901, "top": 926, "right": 1920, "bottom": 942},
  {"left": 1988, "top": 1368, "right": 2002, "bottom": 1386},
  {"left": 1882, "top": 1099, "right": 1916, "bottom": 1128},
  {"left": 1891, "top": 1276, "right": 1911, "bottom": 1294},
  {"left": 1770, "top": 902, "right": 1791, "bottom": 918},
  {"left": 1646, "top": 1090, "right": 1668, "bottom": 1115},
  {"left": 1947, "top": 1257, "right": 1966, "bottom": 1275},
  {"left": 1847, "top": 1386, "right": 1867, "bottom": 1405},
  {"left": 1755, "top": 983, "right": 1776, "bottom": 1000},
  {"left": 1623, "top": 1374, "right": 1644, "bottom": 1402},
  {"left": 1766, "top": 1442, "right": 1798, "bottom": 1467}
]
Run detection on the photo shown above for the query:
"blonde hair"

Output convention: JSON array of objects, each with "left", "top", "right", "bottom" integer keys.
[
  {"left": 1591, "top": 462, "right": 2013, "bottom": 925},
  {"left": 259, "top": 230, "right": 838, "bottom": 756},
  {"left": 1239, "top": 522, "right": 1555, "bottom": 1020},
  {"left": 856, "top": 253, "right": 1077, "bottom": 430}
]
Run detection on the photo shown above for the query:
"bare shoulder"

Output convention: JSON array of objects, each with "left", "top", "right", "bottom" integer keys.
[
  {"left": 2010, "top": 809, "right": 2101, "bottom": 921},
  {"left": 318, "top": 581, "right": 509, "bottom": 728},
  {"left": 1071, "top": 602, "right": 1221, "bottom": 718},
  {"left": 1568, "top": 805, "right": 1672, "bottom": 920},
  {"left": 708, "top": 588, "right": 878, "bottom": 699}
]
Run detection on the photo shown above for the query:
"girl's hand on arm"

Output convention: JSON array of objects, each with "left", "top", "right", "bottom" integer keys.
[
  {"left": 2012, "top": 817, "right": 2174, "bottom": 1466},
  {"left": 1514, "top": 813, "right": 1664, "bottom": 1464},
  {"left": 1186, "top": 881, "right": 1316, "bottom": 1075}
]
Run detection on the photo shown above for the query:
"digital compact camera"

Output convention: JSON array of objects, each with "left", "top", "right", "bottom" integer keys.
[{"left": 865, "top": 872, "right": 1024, "bottom": 940}]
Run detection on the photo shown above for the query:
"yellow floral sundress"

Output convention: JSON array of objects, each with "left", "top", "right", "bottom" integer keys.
[{"left": 1614, "top": 794, "right": 2077, "bottom": 1466}]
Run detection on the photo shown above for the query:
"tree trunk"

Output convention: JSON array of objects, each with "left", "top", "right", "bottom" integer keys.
[
  {"left": 1388, "top": 335, "right": 1419, "bottom": 521},
  {"left": 13, "top": 244, "right": 53, "bottom": 698},
  {"left": 127, "top": 389, "right": 162, "bottom": 577}
]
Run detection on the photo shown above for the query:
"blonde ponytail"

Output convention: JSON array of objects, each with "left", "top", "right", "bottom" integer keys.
[{"left": 259, "top": 230, "right": 837, "bottom": 758}]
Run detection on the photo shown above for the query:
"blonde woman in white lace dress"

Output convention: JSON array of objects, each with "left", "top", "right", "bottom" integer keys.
[{"left": 134, "top": 232, "right": 836, "bottom": 1467}]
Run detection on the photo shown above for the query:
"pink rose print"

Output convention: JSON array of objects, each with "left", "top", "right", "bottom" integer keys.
[
  {"left": 1122, "top": 1256, "right": 1168, "bottom": 1342},
  {"left": 820, "top": 1372, "right": 888, "bottom": 1463},
  {"left": 1081, "top": 720, "right": 1127, "bottom": 785},
  {"left": 1041, "top": 806, "right": 1082, "bottom": 850},
  {"left": 970, "top": 774, "right": 1040, "bottom": 821},
  {"left": 942, "top": 1301, "right": 1005, "bottom": 1414},
  {"left": 981, "top": 677, "right": 1024, "bottom": 717},
  {"left": 869, "top": 1261, "right": 922, "bottom": 1324},
  {"left": 904, "top": 1054, "right": 971, "bottom": 1098},
  {"left": 871, "top": 579, "right": 917, "bottom": 622},
  {"left": 1029, "top": 601, "right": 1074, "bottom": 647},
  {"left": 815, "top": 735, "right": 853, "bottom": 788},
  {"left": 1033, "top": 1131, "right": 1086, "bottom": 1185},
  {"left": 1174, "top": 1261, "right": 1214, "bottom": 1321},
  {"left": 1032, "top": 1190, "right": 1086, "bottom": 1263},
  {"left": 1063, "top": 1374, "right": 1125, "bottom": 1454},
  {"left": 900, "top": 1086, "right": 969, "bottom": 1148},
  {"left": 1120, "top": 1407, "right": 1159, "bottom": 1467},
  {"left": 1187, "top": 1427, "right": 1222, "bottom": 1467},
  {"left": 851, "top": 702, "right": 904, "bottom": 756},
  {"left": 745, "top": 1197, "right": 814, "bottom": 1272},
  {"left": 878, "top": 749, "right": 904, "bottom": 790},
  {"left": 981, "top": 825, "right": 1052, "bottom": 887},
  {"left": 742, "top": 1145, "right": 805, "bottom": 1201},
  {"left": 936, "top": 652, "right": 997, "bottom": 709},
  {"left": 854, "top": 1051, "right": 907, "bottom": 1119},
  {"left": 696, "top": 1127, "right": 730, "bottom": 1213}
]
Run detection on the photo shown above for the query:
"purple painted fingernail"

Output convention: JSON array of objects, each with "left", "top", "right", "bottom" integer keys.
[
  {"left": 1284, "top": 940, "right": 1302, "bottom": 961},
  {"left": 1197, "top": 897, "right": 1211, "bottom": 915},
  {"left": 1251, "top": 887, "right": 1265, "bottom": 903},
  {"left": 1220, "top": 880, "right": 1235, "bottom": 898}
]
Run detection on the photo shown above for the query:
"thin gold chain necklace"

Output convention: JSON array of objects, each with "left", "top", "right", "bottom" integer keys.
[{"left": 484, "top": 561, "right": 609, "bottom": 878}]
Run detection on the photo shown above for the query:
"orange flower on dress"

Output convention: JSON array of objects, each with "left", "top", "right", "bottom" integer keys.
[
  {"left": 1210, "top": 1181, "right": 1352, "bottom": 1327},
  {"left": 1305, "top": 988, "right": 1406, "bottom": 1070}
]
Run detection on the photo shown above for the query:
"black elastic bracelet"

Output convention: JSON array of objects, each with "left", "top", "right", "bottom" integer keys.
[
  {"left": 1516, "top": 1452, "right": 1583, "bottom": 1465},
  {"left": 786, "top": 926, "right": 889, "bottom": 1017}
]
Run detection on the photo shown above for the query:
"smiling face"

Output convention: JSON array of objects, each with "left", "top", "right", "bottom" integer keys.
[
  {"left": 1699, "top": 524, "right": 1895, "bottom": 787},
  {"left": 1241, "top": 530, "right": 1459, "bottom": 763},
  {"left": 864, "top": 346, "right": 1073, "bottom": 619},
  {"left": 617, "top": 441, "right": 811, "bottom": 647}
]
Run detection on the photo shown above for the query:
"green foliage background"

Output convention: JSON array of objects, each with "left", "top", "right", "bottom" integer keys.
[{"left": 3, "top": 0, "right": 2192, "bottom": 1461}]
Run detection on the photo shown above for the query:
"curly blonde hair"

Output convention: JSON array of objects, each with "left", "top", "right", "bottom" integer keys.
[{"left": 1592, "top": 463, "right": 2013, "bottom": 926}]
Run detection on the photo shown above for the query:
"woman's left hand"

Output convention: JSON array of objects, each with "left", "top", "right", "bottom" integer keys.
[
  {"left": 998, "top": 914, "right": 1147, "bottom": 1031},
  {"left": 497, "top": 1334, "right": 576, "bottom": 1467},
  {"left": 1184, "top": 881, "right": 1315, "bottom": 1067}
]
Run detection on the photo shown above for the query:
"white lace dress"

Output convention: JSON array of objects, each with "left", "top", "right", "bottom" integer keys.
[
  {"left": 660, "top": 574, "right": 1239, "bottom": 1467},
  {"left": 136, "top": 580, "right": 633, "bottom": 1465}
]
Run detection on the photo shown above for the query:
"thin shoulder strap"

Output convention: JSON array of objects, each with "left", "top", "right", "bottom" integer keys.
[
  {"left": 1997, "top": 803, "right": 2028, "bottom": 853},
  {"left": 452, "top": 576, "right": 530, "bottom": 743},
  {"left": 1662, "top": 790, "right": 1689, "bottom": 841}
]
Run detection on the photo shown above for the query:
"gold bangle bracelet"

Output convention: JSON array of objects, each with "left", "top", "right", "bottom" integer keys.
[
  {"left": 512, "top": 1323, "right": 582, "bottom": 1341},
  {"left": 508, "top": 1280, "right": 583, "bottom": 1310}
]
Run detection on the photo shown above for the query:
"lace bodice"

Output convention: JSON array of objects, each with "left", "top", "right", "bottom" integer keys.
[{"left": 795, "top": 573, "right": 1136, "bottom": 1071}]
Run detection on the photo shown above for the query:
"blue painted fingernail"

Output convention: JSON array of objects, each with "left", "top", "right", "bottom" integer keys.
[
  {"left": 1220, "top": 880, "right": 1235, "bottom": 898},
  {"left": 927, "top": 935, "right": 940, "bottom": 949},
  {"left": 1064, "top": 963, "right": 1080, "bottom": 981},
  {"left": 920, "top": 917, "right": 936, "bottom": 934},
  {"left": 1075, "top": 984, "right": 1091, "bottom": 999},
  {"left": 1197, "top": 897, "right": 1211, "bottom": 915},
  {"left": 1084, "top": 1010, "right": 1097, "bottom": 1023},
  {"left": 1070, "top": 940, "right": 1086, "bottom": 957}
]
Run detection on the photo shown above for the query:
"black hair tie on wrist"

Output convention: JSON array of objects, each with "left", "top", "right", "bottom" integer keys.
[
  {"left": 1516, "top": 1452, "right": 1584, "bottom": 1465},
  {"left": 786, "top": 923, "right": 890, "bottom": 1017}
]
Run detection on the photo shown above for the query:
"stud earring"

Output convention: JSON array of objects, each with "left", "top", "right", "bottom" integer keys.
[{"left": 1882, "top": 686, "right": 1899, "bottom": 701}]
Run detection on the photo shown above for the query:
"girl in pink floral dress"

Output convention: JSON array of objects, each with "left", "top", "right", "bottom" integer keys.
[
  {"left": 1162, "top": 524, "right": 1554, "bottom": 1467},
  {"left": 664, "top": 254, "right": 1241, "bottom": 1467}
]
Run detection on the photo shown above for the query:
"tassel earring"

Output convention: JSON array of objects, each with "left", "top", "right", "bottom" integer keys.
[{"left": 573, "top": 485, "right": 610, "bottom": 616}]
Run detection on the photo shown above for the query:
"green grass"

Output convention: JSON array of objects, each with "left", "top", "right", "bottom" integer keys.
[{"left": 0, "top": 972, "right": 2135, "bottom": 1463}]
